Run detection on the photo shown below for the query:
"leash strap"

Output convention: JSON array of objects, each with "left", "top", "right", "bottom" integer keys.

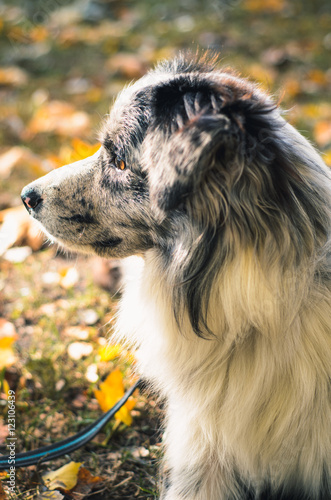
[{"left": 0, "top": 379, "right": 141, "bottom": 470}]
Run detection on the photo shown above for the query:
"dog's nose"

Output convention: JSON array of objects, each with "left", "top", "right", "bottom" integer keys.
[{"left": 21, "top": 185, "right": 43, "bottom": 210}]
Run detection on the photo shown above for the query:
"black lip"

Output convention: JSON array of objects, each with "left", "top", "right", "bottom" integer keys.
[{"left": 95, "top": 238, "right": 122, "bottom": 248}]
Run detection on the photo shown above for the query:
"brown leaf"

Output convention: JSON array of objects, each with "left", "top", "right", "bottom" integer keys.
[
  {"left": 0, "top": 479, "right": 8, "bottom": 500},
  {"left": 70, "top": 467, "right": 104, "bottom": 499}
]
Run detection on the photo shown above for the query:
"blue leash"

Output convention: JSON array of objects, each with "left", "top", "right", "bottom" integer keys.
[{"left": 0, "top": 379, "right": 141, "bottom": 470}]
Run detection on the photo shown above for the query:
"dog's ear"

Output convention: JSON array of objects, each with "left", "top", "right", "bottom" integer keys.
[{"left": 143, "top": 79, "right": 237, "bottom": 217}]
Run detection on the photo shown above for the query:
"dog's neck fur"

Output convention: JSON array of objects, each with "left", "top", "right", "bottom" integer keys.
[{"left": 116, "top": 240, "right": 330, "bottom": 496}]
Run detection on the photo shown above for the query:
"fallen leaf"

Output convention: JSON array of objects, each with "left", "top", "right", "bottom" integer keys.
[
  {"left": 1, "top": 379, "right": 10, "bottom": 399},
  {"left": 26, "top": 101, "right": 90, "bottom": 137},
  {"left": 63, "top": 326, "right": 91, "bottom": 340},
  {"left": 243, "top": 0, "right": 285, "bottom": 11},
  {"left": 3, "top": 246, "right": 32, "bottom": 263},
  {"left": 59, "top": 267, "right": 79, "bottom": 289},
  {"left": 85, "top": 363, "right": 99, "bottom": 383},
  {"left": 283, "top": 77, "right": 301, "bottom": 98},
  {"left": 0, "top": 206, "right": 44, "bottom": 256},
  {"left": 307, "top": 69, "right": 328, "bottom": 88},
  {"left": 0, "top": 319, "right": 17, "bottom": 370},
  {"left": 0, "top": 146, "right": 47, "bottom": 179},
  {"left": 323, "top": 149, "right": 331, "bottom": 167},
  {"left": 78, "top": 309, "right": 99, "bottom": 325},
  {"left": 314, "top": 121, "right": 331, "bottom": 147},
  {"left": 37, "top": 492, "right": 64, "bottom": 500},
  {"left": 0, "top": 480, "right": 8, "bottom": 500},
  {"left": 0, "top": 421, "right": 9, "bottom": 445},
  {"left": 94, "top": 369, "right": 136, "bottom": 426},
  {"left": 99, "top": 344, "right": 123, "bottom": 361},
  {"left": 67, "top": 342, "right": 93, "bottom": 360},
  {"left": 246, "top": 64, "right": 275, "bottom": 90},
  {"left": 69, "top": 467, "right": 103, "bottom": 499},
  {"left": 107, "top": 53, "right": 147, "bottom": 79},
  {"left": 70, "top": 138, "right": 100, "bottom": 160},
  {"left": 0, "top": 319, "right": 16, "bottom": 339},
  {"left": 0, "top": 66, "right": 28, "bottom": 87},
  {"left": 42, "top": 462, "right": 82, "bottom": 491}
]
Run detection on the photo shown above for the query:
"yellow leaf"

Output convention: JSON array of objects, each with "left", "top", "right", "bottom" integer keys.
[
  {"left": 94, "top": 369, "right": 136, "bottom": 425},
  {"left": 42, "top": 462, "right": 82, "bottom": 491},
  {"left": 323, "top": 149, "right": 331, "bottom": 167},
  {"left": 0, "top": 337, "right": 15, "bottom": 350},
  {"left": 301, "top": 104, "right": 320, "bottom": 120},
  {"left": 2, "top": 379, "right": 10, "bottom": 399},
  {"left": 99, "top": 344, "right": 123, "bottom": 361}
]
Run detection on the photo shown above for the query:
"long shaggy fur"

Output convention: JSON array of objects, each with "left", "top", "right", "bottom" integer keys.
[{"left": 22, "top": 53, "right": 331, "bottom": 499}]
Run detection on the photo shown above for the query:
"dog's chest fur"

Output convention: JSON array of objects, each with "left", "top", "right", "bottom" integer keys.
[{"left": 116, "top": 248, "right": 331, "bottom": 498}]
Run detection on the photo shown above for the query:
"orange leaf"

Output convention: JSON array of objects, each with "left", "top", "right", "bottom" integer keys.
[
  {"left": 94, "top": 369, "right": 136, "bottom": 425},
  {"left": 307, "top": 69, "right": 328, "bottom": 87},
  {"left": 314, "top": 121, "right": 331, "bottom": 147},
  {"left": 243, "top": 0, "right": 285, "bottom": 12},
  {"left": 0, "top": 66, "right": 28, "bottom": 87},
  {"left": 46, "top": 140, "right": 100, "bottom": 169},
  {"left": 71, "top": 138, "right": 100, "bottom": 160},
  {"left": 26, "top": 101, "right": 90, "bottom": 137}
]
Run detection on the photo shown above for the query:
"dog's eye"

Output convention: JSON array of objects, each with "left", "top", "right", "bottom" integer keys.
[{"left": 114, "top": 157, "right": 126, "bottom": 171}]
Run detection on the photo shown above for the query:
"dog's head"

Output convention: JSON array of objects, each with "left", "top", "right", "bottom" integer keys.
[{"left": 21, "top": 54, "right": 330, "bottom": 295}]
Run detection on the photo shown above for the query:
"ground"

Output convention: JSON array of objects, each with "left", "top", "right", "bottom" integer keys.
[{"left": 0, "top": 0, "right": 330, "bottom": 498}]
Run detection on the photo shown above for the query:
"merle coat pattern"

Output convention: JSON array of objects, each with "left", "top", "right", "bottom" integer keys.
[{"left": 22, "top": 54, "right": 331, "bottom": 500}]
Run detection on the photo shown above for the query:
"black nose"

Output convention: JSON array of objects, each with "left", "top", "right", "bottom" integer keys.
[{"left": 21, "top": 186, "right": 43, "bottom": 210}]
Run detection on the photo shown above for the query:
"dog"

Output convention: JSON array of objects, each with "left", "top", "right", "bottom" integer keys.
[{"left": 21, "top": 53, "right": 331, "bottom": 499}]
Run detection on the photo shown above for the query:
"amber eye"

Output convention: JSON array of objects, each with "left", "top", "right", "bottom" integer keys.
[{"left": 114, "top": 157, "right": 126, "bottom": 170}]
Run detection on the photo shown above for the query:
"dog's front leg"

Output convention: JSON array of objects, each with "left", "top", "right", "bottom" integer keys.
[{"left": 159, "top": 402, "right": 240, "bottom": 500}]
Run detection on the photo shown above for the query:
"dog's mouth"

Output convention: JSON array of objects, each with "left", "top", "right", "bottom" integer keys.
[
  {"left": 94, "top": 238, "right": 122, "bottom": 248},
  {"left": 56, "top": 236, "right": 123, "bottom": 253},
  {"left": 35, "top": 222, "right": 123, "bottom": 256}
]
